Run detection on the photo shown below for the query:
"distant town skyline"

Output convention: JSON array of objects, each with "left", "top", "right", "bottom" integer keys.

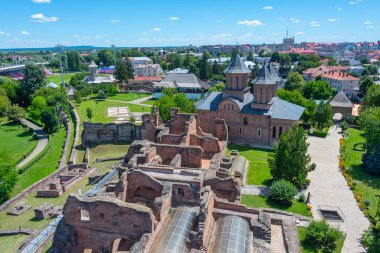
[{"left": 0, "top": 0, "right": 379, "bottom": 48}]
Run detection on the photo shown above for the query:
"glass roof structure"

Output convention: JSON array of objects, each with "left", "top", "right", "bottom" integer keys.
[
  {"left": 212, "top": 215, "right": 252, "bottom": 253},
  {"left": 152, "top": 207, "right": 197, "bottom": 253}
]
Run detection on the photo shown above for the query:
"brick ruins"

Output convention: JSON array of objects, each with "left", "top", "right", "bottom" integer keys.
[{"left": 51, "top": 109, "right": 309, "bottom": 253}]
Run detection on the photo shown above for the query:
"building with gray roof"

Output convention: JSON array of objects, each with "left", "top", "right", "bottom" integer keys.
[
  {"left": 329, "top": 91, "right": 354, "bottom": 115},
  {"left": 196, "top": 54, "right": 304, "bottom": 147}
]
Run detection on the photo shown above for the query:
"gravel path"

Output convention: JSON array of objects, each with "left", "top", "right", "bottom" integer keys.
[
  {"left": 241, "top": 185, "right": 269, "bottom": 196},
  {"left": 16, "top": 119, "right": 48, "bottom": 169},
  {"left": 307, "top": 127, "right": 370, "bottom": 253}
]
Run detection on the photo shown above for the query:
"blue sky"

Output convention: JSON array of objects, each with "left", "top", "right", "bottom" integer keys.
[{"left": 0, "top": 0, "right": 379, "bottom": 48}]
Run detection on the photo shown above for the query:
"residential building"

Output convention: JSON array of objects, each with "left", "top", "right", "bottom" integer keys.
[
  {"left": 135, "top": 64, "right": 163, "bottom": 77},
  {"left": 320, "top": 70, "right": 359, "bottom": 96},
  {"left": 128, "top": 56, "right": 153, "bottom": 66}
]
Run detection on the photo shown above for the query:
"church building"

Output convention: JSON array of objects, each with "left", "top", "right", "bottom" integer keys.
[{"left": 196, "top": 54, "right": 304, "bottom": 147}]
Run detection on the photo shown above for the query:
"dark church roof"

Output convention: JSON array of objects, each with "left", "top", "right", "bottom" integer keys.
[
  {"left": 223, "top": 54, "right": 251, "bottom": 74},
  {"left": 195, "top": 91, "right": 304, "bottom": 121},
  {"left": 330, "top": 91, "right": 354, "bottom": 108},
  {"left": 267, "top": 64, "right": 281, "bottom": 82},
  {"left": 251, "top": 64, "right": 276, "bottom": 85}
]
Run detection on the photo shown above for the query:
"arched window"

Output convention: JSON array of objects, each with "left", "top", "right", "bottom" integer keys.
[
  {"left": 178, "top": 188, "right": 185, "bottom": 197},
  {"left": 279, "top": 127, "right": 283, "bottom": 137},
  {"left": 239, "top": 128, "right": 242, "bottom": 135},
  {"left": 257, "top": 128, "right": 262, "bottom": 137},
  {"left": 272, "top": 126, "right": 276, "bottom": 138},
  {"left": 243, "top": 117, "right": 248, "bottom": 125},
  {"left": 228, "top": 126, "right": 231, "bottom": 133}
]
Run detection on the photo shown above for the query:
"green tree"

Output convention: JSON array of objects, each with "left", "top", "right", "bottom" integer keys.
[
  {"left": 86, "top": 108, "right": 93, "bottom": 122},
  {"left": 27, "top": 96, "right": 47, "bottom": 121},
  {"left": 269, "top": 179, "right": 297, "bottom": 205},
  {"left": 67, "top": 51, "right": 81, "bottom": 71},
  {"left": 306, "top": 220, "right": 342, "bottom": 252},
  {"left": 0, "top": 94, "right": 10, "bottom": 116},
  {"left": 167, "top": 53, "right": 183, "bottom": 70},
  {"left": 0, "top": 77, "right": 20, "bottom": 104},
  {"left": 247, "top": 51, "right": 254, "bottom": 61},
  {"left": 279, "top": 53, "right": 292, "bottom": 78},
  {"left": 359, "top": 76, "right": 375, "bottom": 98},
  {"left": 269, "top": 125, "right": 316, "bottom": 187},
  {"left": 270, "top": 52, "right": 281, "bottom": 63},
  {"left": 0, "top": 151, "right": 17, "bottom": 204},
  {"left": 8, "top": 104, "right": 25, "bottom": 123},
  {"left": 97, "top": 50, "right": 114, "bottom": 66},
  {"left": 303, "top": 80, "right": 333, "bottom": 100},
  {"left": 362, "top": 85, "right": 380, "bottom": 108},
  {"left": 284, "top": 72, "right": 304, "bottom": 91},
  {"left": 312, "top": 100, "right": 333, "bottom": 130},
  {"left": 326, "top": 57, "right": 338, "bottom": 66},
  {"left": 362, "top": 65, "right": 378, "bottom": 76},
  {"left": 209, "top": 83, "right": 225, "bottom": 92},
  {"left": 114, "top": 59, "right": 134, "bottom": 84},
  {"left": 40, "top": 107, "right": 59, "bottom": 134},
  {"left": 22, "top": 63, "right": 46, "bottom": 104},
  {"left": 199, "top": 51, "right": 211, "bottom": 80},
  {"left": 98, "top": 90, "right": 107, "bottom": 99}
]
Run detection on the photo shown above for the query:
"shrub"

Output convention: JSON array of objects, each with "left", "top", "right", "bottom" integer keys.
[
  {"left": 269, "top": 179, "right": 298, "bottom": 205},
  {"left": 97, "top": 90, "right": 107, "bottom": 99},
  {"left": 340, "top": 121, "right": 349, "bottom": 132},
  {"left": 305, "top": 220, "right": 342, "bottom": 252},
  {"left": 298, "top": 194, "right": 306, "bottom": 203}
]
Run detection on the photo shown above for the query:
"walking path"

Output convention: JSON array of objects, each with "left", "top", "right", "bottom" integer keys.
[
  {"left": 241, "top": 185, "right": 269, "bottom": 196},
  {"left": 106, "top": 95, "right": 153, "bottom": 107},
  {"left": 307, "top": 127, "right": 370, "bottom": 253},
  {"left": 16, "top": 119, "right": 48, "bottom": 169}
]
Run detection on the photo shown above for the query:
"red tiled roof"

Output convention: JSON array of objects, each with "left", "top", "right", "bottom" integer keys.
[
  {"left": 303, "top": 65, "right": 349, "bottom": 78},
  {"left": 133, "top": 76, "right": 163, "bottom": 82},
  {"left": 321, "top": 70, "right": 359, "bottom": 81}
]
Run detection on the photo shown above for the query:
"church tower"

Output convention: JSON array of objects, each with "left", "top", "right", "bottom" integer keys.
[
  {"left": 222, "top": 53, "right": 251, "bottom": 102},
  {"left": 89, "top": 61, "right": 98, "bottom": 77},
  {"left": 251, "top": 64, "right": 277, "bottom": 110}
]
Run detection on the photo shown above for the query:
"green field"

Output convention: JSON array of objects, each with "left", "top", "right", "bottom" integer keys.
[
  {"left": 241, "top": 195, "right": 312, "bottom": 217},
  {"left": 75, "top": 98, "right": 149, "bottom": 124},
  {"left": 47, "top": 73, "right": 77, "bottom": 85},
  {"left": 298, "top": 227, "right": 345, "bottom": 253},
  {"left": 107, "top": 93, "right": 150, "bottom": 102},
  {"left": 227, "top": 144, "right": 274, "bottom": 185},
  {"left": 141, "top": 99, "right": 156, "bottom": 106},
  {"left": 344, "top": 128, "right": 380, "bottom": 218},
  {"left": 0, "top": 118, "right": 37, "bottom": 163},
  {"left": 10, "top": 127, "right": 66, "bottom": 197}
]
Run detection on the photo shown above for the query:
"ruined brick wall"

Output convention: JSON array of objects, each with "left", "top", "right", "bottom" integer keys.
[
  {"left": 124, "top": 171, "right": 164, "bottom": 203},
  {"left": 189, "top": 134, "right": 221, "bottom": 158},
  {"left": 153, "top": 144, "right": 203, "bottom": 168},
  {"left": 52, "top": 194, "right": 155, "bottom": 253}
]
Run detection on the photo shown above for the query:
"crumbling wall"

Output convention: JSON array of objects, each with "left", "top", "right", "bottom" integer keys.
[
  {"left": 52, "top": 194, "right": 155, "bottom": 253},
  {"left": 203, "top": 177, "right": 240, "bottom": 202},
  {"left": 153, "top": 143, "right": 203, "bottom": 168}
]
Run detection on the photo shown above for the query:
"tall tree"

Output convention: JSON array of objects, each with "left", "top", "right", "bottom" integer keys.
[
  {"left": 284, "top": 72, "right": 304, "bottom": 91},
  {"left": 269, "top": 125, "right": 316, "bottom": 188},
  {"left": 114, "top": 59, "right": 134, "bottom": 84},
  {"left": 358, "top": 76, "right": 375, "bottom": 98},
  {"left": 247, "top": 51, "right": 254, "bottom": 61},
  {"left": 0, "top": 93, "right": 10, "bottom": 116},
  {"left": 97, "top": 50, "right": 114, "bottom": 66},
  {"left": 270, "top": 52, "right": 281, "bottom": 63},
  {"left": 8, "top": 104, "right": 26, "bottom": 123},
  {"left": 279, "top": 53, "right": 292, "bottom": 78},
  {"left": 40, "top": 107, "right": 59, "bottom": 134},
  {"left": 312, "top": 100, "right": 333, "bottom": 130},
  {"left": 363, "top": 85, "right": 380, "bottom": 108},
  {"left": 199, "top": 51, "right": 211, "bottom": 80},
  {"left": 303, "top": 80, "right": 333, "bottom": 100},
  {"left": 67, "top": 51, "right": 81, "bottom": 71},
  {"left": 27, "top": 96, "right": 47, "bottom": 121},
  {"left": 86, "top": 108, "right": 93, "bottom": 122},
  {"left": 22, "top": 63, "right": 46, "bottom": 104}
]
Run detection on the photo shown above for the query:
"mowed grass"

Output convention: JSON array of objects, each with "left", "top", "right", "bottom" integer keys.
[
  {"left": 107, "top": 93, "right": 150, "bottom": 102},
  {"left": 298, "top": 227, "right": 345, "bottom": 253},
  {"left": 241, "top": 195, "right": 312, "bottom": 217},
  {"left": 0, "top": 172, "right": 94, "bottom": 253},
  {"left": 344, "top": 128, "right": 380, "bottom": 218},
  {"left": 88, "top": 142, "right": 130, "bottom": 164},
  {"left": 10, "top": 127, "right": 66, "bottom": 197},
  {"left": 0, "top": 118, "right": 37, "bottom": 163},
  {"left": 227, "top": 144, "right": 274, "bottom": 185},
  {"left": 46, "top": 73, "right": 77, "bottom": 85},
  {"left": 141, "top": 99, "right": 156, "bottom": 106},
  {"left": 74, "top": 98, "right": 149, "bottom": 124}
]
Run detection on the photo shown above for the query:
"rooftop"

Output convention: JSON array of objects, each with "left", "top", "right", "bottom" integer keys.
[{"left": 223, "top": 54, "right": 251, "bottom": 74}]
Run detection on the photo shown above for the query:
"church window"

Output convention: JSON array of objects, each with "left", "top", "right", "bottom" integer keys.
[
  {"left": 257, "top": 129, "right": 262, "bottom": 137},
  {"left": 243, "top": 117, "right": 248, "bottom": 125},
  {"left": 279, "top": 127, "right": 283, "bottom": 137},
  {"left": 272, "top": 127, "right": 276, "bottom": 138},
  {"left": 240, "top": 128, "right": 242, "bottom": 135}
]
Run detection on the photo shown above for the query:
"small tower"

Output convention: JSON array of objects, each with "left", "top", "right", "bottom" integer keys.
[
  {"left": 251, "top": 64, "right": 277, "bottom": 110},
  {"left": 89, "top": 61, "right": 98, "bottom": 77},
  {"left": 222, "top": 53, "right": 251, "bottom": 101}
]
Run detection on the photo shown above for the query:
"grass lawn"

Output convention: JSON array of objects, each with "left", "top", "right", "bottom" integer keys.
[
  {"left": 298, "top": 227, "right": 345, "bottom": 253},
  {"left": 47, "top": 73, "right": 77, "bottom": 85},
  {"left": 88, "top": 142, "right": 130, "bottom": 164},
  {"left": 107, "top": 93, "right": 150, "bottom": 102},
  {"left": 241, "top": 195, "right": 312, "bottom": 217},
  {"left": 141, "top": 99, "right": 156, "bottom": 106},
  {"left": 227, "top": 144, "right": 274, "bottom": 186},
  {"left": 10, "top": 127, "right": 66, "bottom": 197},
  {"left": 344, "top": 128, "right": 380, "bottom": 218},
  {"left": 0, "top": 170, "right": 94, "bottom": 253},
  {"left": 74, "top": 98, "right": 149, "bottom": 124},
  {"left": 0, "top": 118, "right": 37, "bottom": 163}
]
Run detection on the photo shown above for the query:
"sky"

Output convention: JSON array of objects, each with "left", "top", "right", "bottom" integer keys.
[{"left": 0, "top": 0, "right": 379, "bottom": 48}]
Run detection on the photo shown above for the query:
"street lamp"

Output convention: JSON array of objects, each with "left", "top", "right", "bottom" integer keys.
[{"left": 56, "top": 44, "right": 65, "bottom": 86}]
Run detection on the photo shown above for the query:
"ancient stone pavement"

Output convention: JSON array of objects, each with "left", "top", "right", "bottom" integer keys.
[{"left": 307, "top": 127, "right": 370, "bottom": 253}]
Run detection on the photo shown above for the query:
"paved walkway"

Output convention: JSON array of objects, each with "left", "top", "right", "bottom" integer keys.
[
  {"left": 106, "top": 95, "right": 153, "bottom": 107},
  {"left": 16, "top": 119, "right": 48, "bottom": 169},
  {"left": 307, "top": 127, "right": 370, "bottom": 253},
  {"left": 241, "top": 185, "right": 269, "bottom": 196}
]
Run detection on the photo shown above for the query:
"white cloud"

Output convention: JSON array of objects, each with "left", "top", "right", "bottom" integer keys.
[
  {"left": 110, "top": 19, "right": 120, "bottom": 23},
  {"left": 0, "top": 31, "right": 4, "bottom": 35},
  {"left": 328, "top": 18, "right": 337, "bottom": 22},
  {"left": 153, "top": 27, "right": 161, "bottom": 31},
  {"left": 337, "top": 7, "right": 343, "bottom": 11},
  {"left": 32, "top": 0, "right": 51, "bottom": 3},
  {"left": 364, "top": 21, "right": 372, "bottom": 25},
  {"left": 20, "top": 31, "right": 31, "bottom": 36},
  {"left": 169, "top": 17, "right": 179, "bottom": 20},
  {"left": 290, "top": 18, "right": 301, "bottom": 23},
  {"left": 31, "top": 13, "right": 58, "bottom": 23},
  {"left": 141, "top": 32, "right": 147, "bottom": 35},
  {"left": 367, "top": 25, "right": 376, "bottom": 29},
  {"left": 73, "top": 35, "right": 80, "bottom": 38},
  {"left": 262, "top": 6, "right": 273, "bottom": 10},
  {"left": 310, "top": 21, "right": 320, "bottom": 27},
  {"left": 295, "top": 32, "right": 305, "bottom": 35},
  {"left": 349, "top": 0, "right": 363, "bottom": 4},
  {"left": 238, "top": 20, "right": 263, "bottom": 26}
]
